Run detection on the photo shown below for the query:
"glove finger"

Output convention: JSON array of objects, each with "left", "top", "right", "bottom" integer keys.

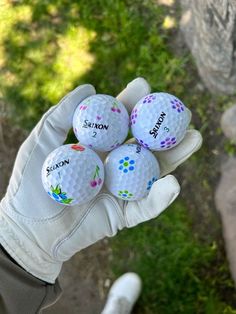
[
  {"left": 124, "top": 129, "right": 202, "bottom": 177},
  {"left": 20, "top": 84, "right": 96, "bottom": 155},
  {"left": 6, "top": 85, "right": 95, "bottom": 198},
  {"left": 116, "top": 77, "right": 151, "bottom": 113},
  {"left": 156, "top": 129, "right": 202, "bottom": 177},
  {"left": 125, "top": 175, "right": 180, "bottom": 227}
]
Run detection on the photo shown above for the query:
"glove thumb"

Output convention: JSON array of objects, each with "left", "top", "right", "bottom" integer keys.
[{"left": 125, "top": 175, "right": 180, "bottom": 227}]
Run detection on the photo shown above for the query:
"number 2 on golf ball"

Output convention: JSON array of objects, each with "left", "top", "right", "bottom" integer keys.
[{"left": 73, "top": 94, "right": 129, "bottom": 152}]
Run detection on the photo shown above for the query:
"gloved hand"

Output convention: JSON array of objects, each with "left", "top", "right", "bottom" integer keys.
[{"left": 0, "top": 78, "right": 202, "bottom": 283}]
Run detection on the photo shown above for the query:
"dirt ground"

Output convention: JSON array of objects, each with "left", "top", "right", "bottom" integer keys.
[{"left": 43, "top": 242, "right": 111, "bottom": 314}]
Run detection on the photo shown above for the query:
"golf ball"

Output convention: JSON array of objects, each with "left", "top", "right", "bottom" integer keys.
[
  {"left": 131, "top": 92, "right": 191, "bottom": 151},
  {"left": 73, "top": 94, "right": 129, "bottom": 152},
  {"left": 41, "top": 144, "right": 104, "bottom": 206},
  {"left": 104, "top": 144, "right": 160, "bottom": 201}
]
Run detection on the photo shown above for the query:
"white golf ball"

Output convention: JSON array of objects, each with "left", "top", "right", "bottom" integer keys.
[
  {"left": 41, "top": 144, "right": 104, "bottom": 206},
  {"left": 131, "top": 92, "right": 191, "bottom": 151},
  {"left": 73, "top": 94, "right": 129, "bottom": 152},
  {"left": 104, "top": 144, "right": 160, "bottom": 201}
]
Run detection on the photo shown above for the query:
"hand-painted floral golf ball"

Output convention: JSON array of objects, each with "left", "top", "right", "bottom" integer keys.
[
  {"left": 104, "top": 144, "right": 160, "bottom": 201},
  {"left": 131, "top": 92, "right": 191, "bottom": 151},
  {"left": 41, "top": 144, "right": 104, "bottom": 206},
  {"left": 73, "top": 94, "right": 129, "bottom": 152}
]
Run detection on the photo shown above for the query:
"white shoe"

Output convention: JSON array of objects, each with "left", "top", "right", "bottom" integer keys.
[{"left": 101, "top": 272, "right": 142, "bottom": 314}]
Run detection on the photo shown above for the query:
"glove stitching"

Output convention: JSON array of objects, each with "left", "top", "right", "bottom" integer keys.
[
  {"left": 53, "top": 193, "right": 126, "bottom": 260},
  {"left": 0, "top": 215, "right": 44, "bottom": 267},
  {"left": 5, "top": 106, "right": 57, "bottom": 204},
  {"left": 6, "top": 88, "right": 94, "bottom": 204},
  {"left": 2, "top": 199, "right": 69, "bottom": 224},
  {"left": 0, "top": 213, "right": 60, "bottom": 283}
]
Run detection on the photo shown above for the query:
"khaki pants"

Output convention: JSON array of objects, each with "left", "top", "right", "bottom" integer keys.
[{"left": 0, "top": 245, "right": 62, "bottom": 314}]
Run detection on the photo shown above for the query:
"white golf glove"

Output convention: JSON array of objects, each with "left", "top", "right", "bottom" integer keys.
[{"left": 0, "top": 78, "right": 202, "bottom": 283}]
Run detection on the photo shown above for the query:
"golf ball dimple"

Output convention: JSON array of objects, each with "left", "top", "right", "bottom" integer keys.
[
  {"left": 131, "top": 92, "right": 191, "bottom": 151},
  {"left": 104, "top": 144, "right": 160, "bottom": 201},
  {"left": 73, "top": 94, "right": 129, "bottom": 152},
  {"left": 41, "top": 144, "right": 104, "bottom": 206}
]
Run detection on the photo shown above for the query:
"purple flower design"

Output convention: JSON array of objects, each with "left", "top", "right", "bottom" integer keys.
[
  {"left": 143, "top": 94, "right": 156, "bottom": 104},
  {"left": 160, "top": 137, "right": 176, "bottom": 149},
  {"left": 137, "top": 138, "right": 149, "bottom": 149},
  {"left": 130, "top": 108, "right": 138, "bottom": 125},
  {"left": 171, "top": 98, "right": 184, "bottom": 113},
  {"left": 110, "top": 142, "right": 120, "bottom": 149}
]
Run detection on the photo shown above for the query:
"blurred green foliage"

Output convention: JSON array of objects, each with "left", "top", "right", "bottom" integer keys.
[
  {"left": 224, "top": 140, "right": 236, "bottom": 156},
  {"left": 111, "top": 202, "right": 236, "bottom": 313},
  {"left": 0, "top": 0, "right": 186, "bottom": 128},
  {"left": 1, "top": 0, "right": 236, "bottom": 312}
]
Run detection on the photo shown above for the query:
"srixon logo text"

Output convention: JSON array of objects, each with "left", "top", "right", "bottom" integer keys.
[
  {"left": 46, "top": 159, "right": 69, "bottom": 177},
  {"left": 149, "top": 112, "right": 166, "bottom": 138},
  {"left": 136, "top": 145, "right": 142, "bottom": 154},
  {"left": 83, "top": 120, "right": 109, "bottom": 130}
]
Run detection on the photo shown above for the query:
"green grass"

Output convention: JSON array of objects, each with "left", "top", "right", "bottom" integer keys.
[
  {"left": 0, "top": 0, "right": 186, "bottom": 128},
  {"left": 111, "top": 201, "right": 236, "bottom": 314},
  {"left": 224, "top": 140, "right": 236, "bottom": 156},
  {"left": 1, "top": 0, "right": 236, "bottom": 312}
]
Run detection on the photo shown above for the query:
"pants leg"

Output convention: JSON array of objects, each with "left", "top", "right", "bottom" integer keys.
[{"left": 0, "top": 245, "right": 62, "bottom": 314}]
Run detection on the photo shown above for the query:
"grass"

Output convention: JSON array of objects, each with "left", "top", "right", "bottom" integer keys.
[
  {"left": 0, "top": 0, "right": 186, "bottom": 128},
  {"left": 111, "top": 201, "right": 236, "bottom": 314},
  {"left": 1, "top": 0, "right": 236, "bottom": 312}
]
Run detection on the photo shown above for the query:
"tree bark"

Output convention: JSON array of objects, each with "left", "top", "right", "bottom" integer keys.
[{"left": 180, "top": 0, "right": 236, "bottom": 94}]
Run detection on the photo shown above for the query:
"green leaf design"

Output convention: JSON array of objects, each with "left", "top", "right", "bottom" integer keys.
[
  {"left": 62, "top": 198, "right": 73, "bottom": 204},
  {"left": 93, "top": 165, "right": 100, "bottom": 179},
  {"left": 54, "top": 184, "right": 61, "bottom": 194},
  {"left": 51, "top": 185, "right": 61, "bottom": 194}
]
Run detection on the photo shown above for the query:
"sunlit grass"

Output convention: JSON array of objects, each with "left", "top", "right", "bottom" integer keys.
[
  {"left": 0, "top": 1, "right": 96, "bottom": 125},
  {"left": 0, "top": 3, "right": 96, "bottom": 102},
  {"left": 0, "top": 3, "right": 31, "bottom": 88},
  {"left": 163, "top": 15, "right": 176, "bottom": 29},
  {"left": 158, "top": 0, "right": 175, "bottom": 6},
  {"left": 0, "top": 2, "right": 31, "bottom": 62},
  {"left": 50, "top": 27, "right": 96, "bottom": 102}
]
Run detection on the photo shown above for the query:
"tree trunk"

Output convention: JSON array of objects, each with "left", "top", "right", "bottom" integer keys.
[{"left": 180, "top": 0, "right": 236, "bottom": 94}]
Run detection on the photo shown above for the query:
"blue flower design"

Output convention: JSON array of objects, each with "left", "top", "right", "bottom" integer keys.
[
  {"left": 118, "top": 157, "right": 135, "bottom": 173},
  {"left": 47, "top": 185, "right": 73, "bottom": 204},
  {"left": 118, "top": 190, "right": 133, "bottom": 199},
  {"left": 147, "top": 177, "right": 158, "bottom": 190}
]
